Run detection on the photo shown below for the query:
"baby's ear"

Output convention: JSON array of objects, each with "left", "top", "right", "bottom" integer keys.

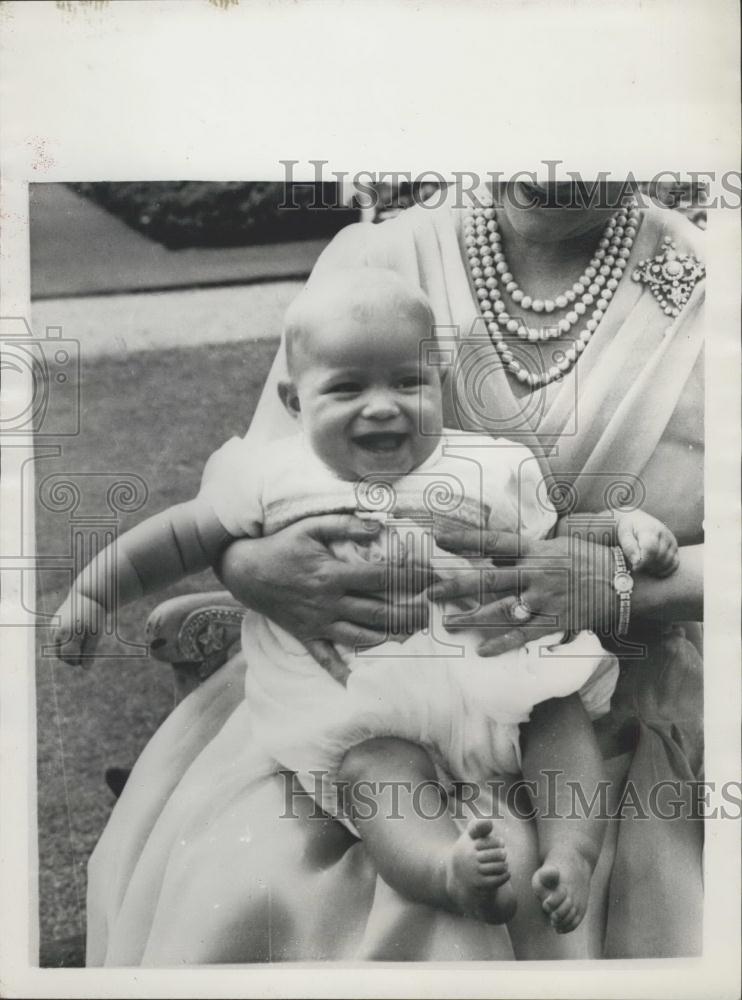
[{"left": 278, "top": 380, "right": 301, "bottom": 418}]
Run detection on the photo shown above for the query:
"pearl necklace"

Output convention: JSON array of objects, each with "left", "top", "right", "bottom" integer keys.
[{"left": 463, "top": 198, "right": 640, "bottom": 388}]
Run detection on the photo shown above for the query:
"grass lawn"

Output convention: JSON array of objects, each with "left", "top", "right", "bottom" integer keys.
[{"left": 35, "top": 337, "right": 278, "bottom": 965}]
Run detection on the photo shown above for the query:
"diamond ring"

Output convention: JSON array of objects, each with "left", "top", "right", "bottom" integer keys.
[{"left": 511, "top": 598, "right": 533, "bottom": 623}]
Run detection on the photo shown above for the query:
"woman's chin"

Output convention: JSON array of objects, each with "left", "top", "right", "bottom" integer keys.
[{"left": 501, "top": 184, "right": 614, "bottom": 243}]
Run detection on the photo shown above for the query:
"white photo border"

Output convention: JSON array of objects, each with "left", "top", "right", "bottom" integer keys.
[{"left": 0, "top": 1, "right": 739, "bottom": 997}]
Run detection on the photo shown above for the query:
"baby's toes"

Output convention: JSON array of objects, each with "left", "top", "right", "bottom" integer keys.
[
  {"left": 542, "top": 885, "right": 568, "bottom": 915},
  {"left": 549, "top": 894, "right": 574, "bottom": 926},
  {"left": 531, "top": 864, "right": 559, "bottom": 904},
  {"left": 477, "top": 845, "right": 508, "bottom": 877},
  {"left": 479, "top": 861, "right": 509, "bottom": 880},
  {"left": 554, "top": 901, "right": 582, "bottom": 934},
  {"left": 474, "top": 832, "right": 504, "bottom": 852},
  {"left": 476, "top": 845, "right": 506, "bottom": 864},
  {"left": 541, "top": 881, "right": 569, "bottom": 915},
  {"left": 569, "top": 906, "right": 585, "bottom": 931},
  {"left": 467, "top": 818, "right": 493, "bottom": 842},
  {"left": 481, "top": 870, "right": 510, "bottom": 887}
]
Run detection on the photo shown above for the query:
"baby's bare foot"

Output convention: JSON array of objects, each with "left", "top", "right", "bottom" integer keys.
[
  {"left": 444, "top": 818, "right": 516, "bottom": 924},
  {"left": 531, "top": 848, "right": 593, "bottom": 934}
]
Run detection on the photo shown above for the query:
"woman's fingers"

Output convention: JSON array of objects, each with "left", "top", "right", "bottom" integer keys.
[
  {"left": 334, "top": 554, "right": 434, "bottom": 596},
  {"left": 304, "top": 639, "right": 350, "bottom": 685},
  {"left": 428, "top": 566, "right": 521, "bottom": 603},
  {"left": 331, "top": 593, "right": 427, "bottom": 633},
  {"left": 304, "top": 513, "right": 382, "bottom": 546},
  {"left": 433, "top": 536, "right": 618, "bottom": 638},
  {"left": 391, "top": 593, "right": 430, "bottom": 634},
  {"left": 427, "top": 568, "right": 485, "bottom": 602},
  {"left": 476, "top": 624, "right": 555, "bottom": 657},
  {"left": 443, "top": 593, "right": 539, "bottom": 631},
  {"left": 434, "top": 526, "right": 529, "bottom": 560},
  {"left": 326, "top": 621, "right": 389, "bottom": 650},
  {"left": 333, "top": 595, "right": 389, "bottom": 629},
  {"left": 331, "top": 559, "right": 390, "bottom": 593}
]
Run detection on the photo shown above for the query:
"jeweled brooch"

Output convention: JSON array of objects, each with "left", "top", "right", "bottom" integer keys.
[{"left": 632, "top": 236, "right": 705, "bottom": 318}]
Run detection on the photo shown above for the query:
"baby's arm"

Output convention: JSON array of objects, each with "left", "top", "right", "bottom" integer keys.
[
  {"left": 53, "top": 499, "right": 234, "bottom": 664},
  {"left": 555, "top": 508, "right": 679, "bottom": 577}
]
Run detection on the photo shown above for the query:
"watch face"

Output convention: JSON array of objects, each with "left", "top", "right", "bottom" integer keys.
[{"left": 614, "top": 572, "right": 634, "bottom": 594}]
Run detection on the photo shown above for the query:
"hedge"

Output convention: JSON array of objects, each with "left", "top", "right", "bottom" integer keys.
[{"left": 69, "top": 182, "right": 359, "bottom": 249}]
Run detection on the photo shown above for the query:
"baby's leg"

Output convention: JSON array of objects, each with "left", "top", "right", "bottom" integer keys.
[
  {"left": 521, "top": 694, "right": 607, "bottom": 935},
  {"left": 491, "top": 783, "right": 594, "bottom": 960},
  {"left": 338, "top": 737, "right": 516, "bottom": 924}
]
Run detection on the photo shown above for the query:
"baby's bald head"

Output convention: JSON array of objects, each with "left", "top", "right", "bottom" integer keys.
[
  {"left": 277, "top": 268, "right": 443, "bottom": 480},
  {"left": 283, "top": 268, "right": 434, "bottom": 377}
]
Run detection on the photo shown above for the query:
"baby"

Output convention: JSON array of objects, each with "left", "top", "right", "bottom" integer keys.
[{"left": 54, "top": 268, "right": 678, "bottom": 941}]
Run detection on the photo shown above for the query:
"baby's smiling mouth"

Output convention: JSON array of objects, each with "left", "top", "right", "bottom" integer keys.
[{"left": 352, "top": 431, "right": 408, "bottom": 454}]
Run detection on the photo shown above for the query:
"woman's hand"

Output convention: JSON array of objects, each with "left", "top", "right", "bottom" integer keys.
[
  {"left": 428, "top": 527, "right": 616, "bottom": 656},
  {"left": 216, "top": 514, "right": 428, "bottom": 675}
]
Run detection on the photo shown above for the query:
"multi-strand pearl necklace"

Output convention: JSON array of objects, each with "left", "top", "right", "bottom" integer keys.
[{"left": 463, "top": 198, "right": 640, "bottom": 388}]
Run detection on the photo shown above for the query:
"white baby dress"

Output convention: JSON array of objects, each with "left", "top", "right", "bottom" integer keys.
[{"left": 199, "top": 430, "right": 618, "bottom": 822}]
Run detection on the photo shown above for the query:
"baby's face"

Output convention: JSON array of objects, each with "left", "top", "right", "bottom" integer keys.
[{"left": 287, "top": 304, "right": 443, "bottom": 481}]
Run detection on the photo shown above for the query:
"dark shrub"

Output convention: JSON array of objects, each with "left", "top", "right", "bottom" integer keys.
[{"left": 69, "top": 182, "right": 359, "bottom": 249}]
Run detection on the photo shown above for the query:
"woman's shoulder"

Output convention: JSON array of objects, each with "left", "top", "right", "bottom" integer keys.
[{"left": 641, "top": 202, "right": 705, "bottom": 261}]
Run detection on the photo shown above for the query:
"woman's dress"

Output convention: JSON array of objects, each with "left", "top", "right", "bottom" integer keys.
[{"left": 86, "top": 198, "right": 704, "bottom": 965}]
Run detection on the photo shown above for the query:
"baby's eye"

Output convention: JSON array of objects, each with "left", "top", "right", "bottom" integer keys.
[
  {"left": 326, "top": 382, "right": 361, "bottom": 395},
  {"left": 397, "top": 375, "right": 424, "bottom": 390}
]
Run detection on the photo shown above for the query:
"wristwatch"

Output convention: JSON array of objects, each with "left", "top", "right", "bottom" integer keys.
[{"left": 611, "top": 546, "right": 634, "bottom": 636}]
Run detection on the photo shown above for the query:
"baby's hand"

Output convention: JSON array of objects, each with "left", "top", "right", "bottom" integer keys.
[
  {"left": 616, "top": 510, "right": 679, "bottom": 577},
  {"left": 51, "top": 594, "right": 106, "bottom": 665}
]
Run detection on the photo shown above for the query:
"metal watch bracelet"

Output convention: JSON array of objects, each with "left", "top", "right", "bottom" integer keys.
[{"left": 611, "top": 546, "right": 634, "bottom": 636}]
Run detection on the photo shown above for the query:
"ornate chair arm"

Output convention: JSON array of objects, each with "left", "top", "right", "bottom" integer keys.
[{"left": 145, "top": 591, "right": 246, "bottom": 683}]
